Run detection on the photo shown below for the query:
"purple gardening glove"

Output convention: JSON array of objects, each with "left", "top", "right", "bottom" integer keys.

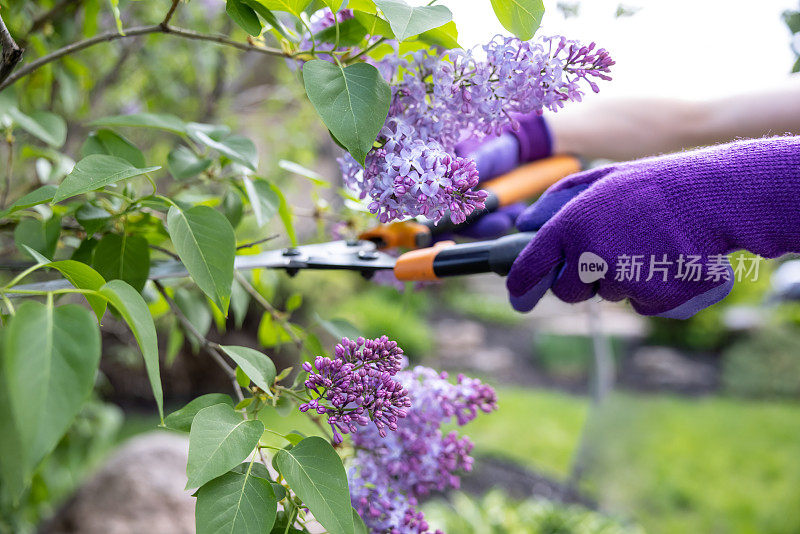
[
  {"left": 451, "top": 114, "right": 552, "bottom": 239},
  {"left": 507, "top": 137, "right": 800, "bottom": 318}
]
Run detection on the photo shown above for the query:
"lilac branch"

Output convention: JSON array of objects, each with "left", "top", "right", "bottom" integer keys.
[{"left": 0, "top": 24, "right": 288, "bottom": 91}]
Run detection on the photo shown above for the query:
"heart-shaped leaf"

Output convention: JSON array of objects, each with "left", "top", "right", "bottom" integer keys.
[
  {"left": 165, "top": 394, "right": 234, "bottom": 432},
  {"left": 2, "top": 302, "right": 101, "bottom": 492},
  {"left": 302, "top": 60, "right": 390, "bottom": 166},
  {"left": 275, "top": 437, "right": 354, "bottom": 534},
  {"left": 54, "top": 154, "right": 161, "bottom": 203},
  {"left": 195, "top": 465, "right": 277, "bottom": 534},
  {"left": 374, "top": 0, "right": 452, "bottom": 41},
  {"left": 490, "top": 0, "right": 545, "bottom": 40},
  {"left": 220, "top": 345, "right": 277, "bottom": 393},
  {"left": 167, "top": 205, "right": 236, "bottom": 314},
  {"left": 186, "top": 404, "right": 264, "bottom": 489}
]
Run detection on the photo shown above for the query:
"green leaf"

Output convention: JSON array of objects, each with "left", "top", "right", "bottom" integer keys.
[
  {"left": 81, "top": 129, "right": 146, "bottom": 168},
  {"left": 174, "top": 287, "right": 212, "bottom": 353},
  {"left": 75, "top": 203, "right": 111, "bottom": 234},
  {"left": 107, "top": 0, "right": 124, "bottom": 34},
  {"left": 195, "top": 465, "right": 277, "bottom": 534},
  {"left": 53, "top": 155, "right": 161, "bottom": 203},
  {"left": 8, "top": 109, "right": 67, "bottom": 147},
  {"left": 416, "top": 20, "right": 459, "bottom": 49},
  {"left": 91, "top": 233, "right": 150, "bottom": 292},
  {"left": 241, "top": 0, "right": 291, "bottom": 39},
  {"left": 168, "top": 146, "right": 213, "bottom": 180},
  {"left": 220, "top": 345, "right": 277, "bottom": 393},
  {"left": 373, "top": 0, "right": 452, "bottom": 41},
  {"left": 186, "top": 403, "right": 264, "bottom": 489},
  {"left": 226, "top": 0, "right": 263, "bottom": 35},
  {"left": 278, "top": 159, "right": 329, "bottom": 187},
  {"left": 48, "top": 260, "right": 108, "bottom": 319},
  {"left": 231, "top": 278, "right": 250, "bottom": 328},
  {"left": 352, "top": 10, "right": 394, "bottom": 39},
  {"left": 242, "top": 177, "right": 278, "bottom": 228},
  {"left": 235, "top": 366, "right": 251, "bottom": 389},
  {"left": 268, "top": 181, "right": 296, "bottom": 246},
  {"left": 489, "top": 0, "right": 544, "bottom": 40},
  {"left": 165, "top": 394, "right": 234, "bottom": 432},
  {"left": 0, "top": 185, "right": 57, "bottom": 218},
  {"left": 302, "top": 60, "right": 390, "bottom": 166},
  {"left": 353, "top": 508, "right": 368, "bottom": 534},
  {"left": 256, "top": 0, "right": 312, "bottom": 16},
  {"left": 316, "top": 17, "right": 368, "bottom": 46},
  {"left": 275, "top": 436, "right": 354, "bottom": 534},
  {"left": 2, "top": 301, "right": 101, "bottom": 492},
  {"left": 221, "top": 190, "right": 244, "bottom": 228},
  {"left": 167, "top": 206, "right": 236, "bottom": 314},
  {"left": 321, "top": 0, "right": 348, "bottom": 11},
  {"left": 100, "top": 280, "right": 163, "bottom": 421},
  {"left": 258, "top": 313, "right": 292, "bottom": 348},
  {"left": 188, "top": 126, "right": 258, "bottom": 171},
  {"left": 14, "top": 216, "right": 61, "bottom": 259},
  {"left": 91, "top": 113, "right": 188, "bottom": 135},
  {"left": 286, "top": 293, "right": 302, "bottom": 312}
]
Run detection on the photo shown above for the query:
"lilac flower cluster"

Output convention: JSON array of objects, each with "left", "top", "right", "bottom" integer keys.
[
  {"left": 340, "top": 119, "right": 487, "bottom": 223},
  {"left": 338, "top": 34, "right": 613, "bottom": 223},
  {"left": 348, "top": 366, "right": 498, "bottom": 534},
  {"left": 300, "top": 336, "right": 411, "bottom": 444}
]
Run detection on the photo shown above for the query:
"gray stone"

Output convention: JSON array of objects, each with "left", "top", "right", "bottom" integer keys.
[{"left": 44, "top": 432, "right": 194, "bottom": 534}]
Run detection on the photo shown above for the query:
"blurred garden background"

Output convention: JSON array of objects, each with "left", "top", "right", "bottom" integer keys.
[{"left": 2, "top": 0, "right": 800, "bottom": 533}]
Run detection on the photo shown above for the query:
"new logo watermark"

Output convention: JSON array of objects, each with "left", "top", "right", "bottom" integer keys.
[
  {"left": 578, "top": 252, "right": 608, "bottom": 283},
  {"left": 576, "top": 253, "right": 762, "bottom": 283}
]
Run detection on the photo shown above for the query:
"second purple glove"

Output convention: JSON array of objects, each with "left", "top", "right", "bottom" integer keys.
[
  {"left": 453, "top": 114, "right": 552, "bottom": 239},
  {"left": 507, "top": 137, "right": 800, "bottom": 318}
]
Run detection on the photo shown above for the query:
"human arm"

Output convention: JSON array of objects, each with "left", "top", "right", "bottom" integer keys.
[{"left": 548, "top": 77, "right": 800, "bottom": 160}]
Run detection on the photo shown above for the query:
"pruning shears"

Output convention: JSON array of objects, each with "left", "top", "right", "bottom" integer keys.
[{"left": 9, "top": 155, "right": 581, "bottom": 294}]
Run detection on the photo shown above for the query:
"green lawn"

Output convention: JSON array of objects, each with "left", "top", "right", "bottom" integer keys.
[{"left": 465, "top": 387, "right": 800, "bottom": 534}]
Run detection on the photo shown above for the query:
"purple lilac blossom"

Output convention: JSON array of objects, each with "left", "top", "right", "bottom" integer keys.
[
  {"left": 349, "top": 366, "right": 498, "bottom": 534},
  {"left": 337, "top": 34, "right": 613, "bottom": 223},
  {"left": 300, "top": 336, "right": 411, "bottom": 444}
]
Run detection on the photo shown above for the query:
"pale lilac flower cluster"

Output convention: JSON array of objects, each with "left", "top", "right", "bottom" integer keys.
[
  {"left": 349, "top": 366, "right": 498, "bottom": 534},
  {"left": 340, "top": 119, "right": 487, "bottom": 223},
  {"left": 339, "top": 34, "right": 613, "bottom": 223},
  {"left": 300, "top": 336, "right": 410, "bottom": 444}
]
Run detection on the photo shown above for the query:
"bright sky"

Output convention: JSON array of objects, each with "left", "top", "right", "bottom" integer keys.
[{"left": 445, "top": 0, "right": 798, "bottom": 100}]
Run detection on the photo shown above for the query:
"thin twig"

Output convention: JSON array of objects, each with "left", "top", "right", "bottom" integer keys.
[
  {"left": 0, "top": 11, "right": 24, "bottom": 86},
  {"left": 149, "top": 244, "right": 180, "bottom": 261},
  {"left": 161, "top": 0, "right": 182, "bottom": 28},
  {"left": 154, "top": 280, "right": 245, "bottom": 402},
  {"left": 0, "top": 24, "right": 287, "bottom": 91},
  {"left": 234, "top": 270, "right": 305, "bottom": 353},
  {"left": 236, "top": 234, "right": 279, "bottom": 250}
]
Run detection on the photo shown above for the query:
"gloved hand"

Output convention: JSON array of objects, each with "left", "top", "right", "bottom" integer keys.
[
  {"left": 452, "top": 113, "right": 551, "bottom": 239},
  {"left": 506, "top": 137, "right": 800, "bottom": 318}
]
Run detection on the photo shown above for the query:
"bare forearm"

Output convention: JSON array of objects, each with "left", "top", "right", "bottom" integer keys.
[{"left": 549, "top": 77, "right": 800, "bottom": 160}]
